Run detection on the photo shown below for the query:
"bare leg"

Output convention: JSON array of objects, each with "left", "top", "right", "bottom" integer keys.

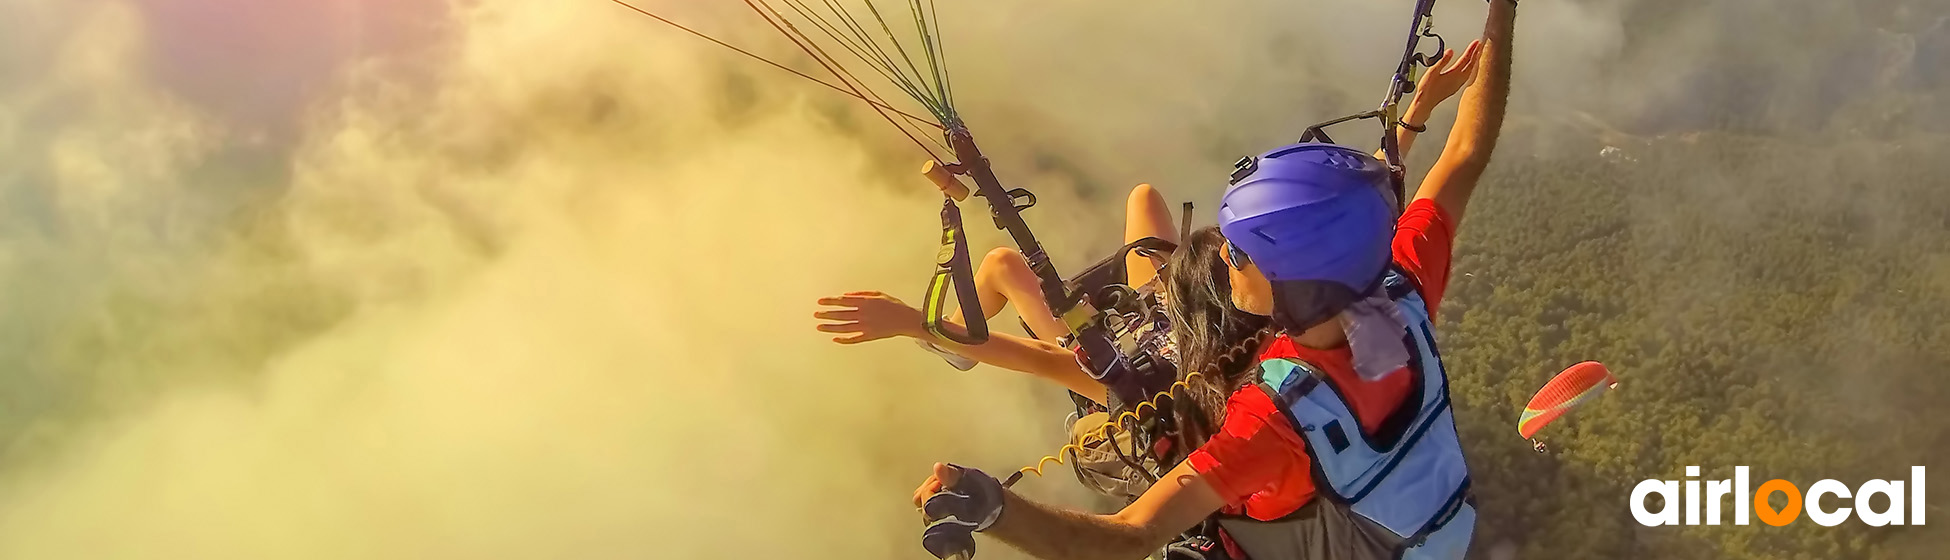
[
  {"left": 945, "top": 185, "right": 1180, "bottom": 342},
  {"left": 1123, "top": 183, "right": 1179, "bottom": 290},
  {"left": 947, "top": 247, "right": 1070, "bottom": 341}
]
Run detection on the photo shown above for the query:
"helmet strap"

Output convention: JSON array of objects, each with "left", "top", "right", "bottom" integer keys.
[{"left": 1268, "top": 280, "right": 1360, "bottom": 334}]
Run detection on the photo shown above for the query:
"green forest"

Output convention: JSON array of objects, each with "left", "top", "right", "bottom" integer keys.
[{"left": 1435, "top": 126, "right": 1950, "bottom": 558}]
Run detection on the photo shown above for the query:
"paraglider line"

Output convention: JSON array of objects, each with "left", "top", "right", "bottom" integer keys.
[
  {"left": 772, "top": 2, "right": 956, "bottom": 157},
  {"left": 779, "top": 0, "right": 924, "bottom": 107},
  {"left": 798, "top": 0, "right": 941, "bottom": 117},
  {"left": 921, "top": 0, "right": 953, "bottom": 114},
  {"left": 746, "top": 0, "right": 949, "bottom": 161},
  {"left": 857, "top": 0, "right": 947, "bottom": 117},
  {"left": 767, "top": 0, "right": 954, "bottom": 152},
  {"left": 608, "top": 0, "right": 944, "bottom": 132}
]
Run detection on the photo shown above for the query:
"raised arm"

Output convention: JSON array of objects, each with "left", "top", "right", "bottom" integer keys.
[
  {"left": 1413, "top": 0, "right": 1516, "bottom": 226},
  {"left": 1376, "top": 39, "right": 1484, "bottom": 163},
  {"left": 815, "top": 291, "right": 1107, "bottom": 404}
]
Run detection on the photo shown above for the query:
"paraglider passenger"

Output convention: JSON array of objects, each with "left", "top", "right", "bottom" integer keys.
[{"left": 814, "top": 183, "right": 1181, "bottom": 404}]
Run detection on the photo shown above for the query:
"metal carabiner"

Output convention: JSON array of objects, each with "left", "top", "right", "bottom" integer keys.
[{"left": 1410, "top": 22, "right": 1448, "bottom": 71}]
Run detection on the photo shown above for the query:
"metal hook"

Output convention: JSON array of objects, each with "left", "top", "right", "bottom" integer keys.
[
  {"left": 1411, "top": 27, "right": 1448, "bottom": 70},
  {"left": 1005, "top": 188, "right": 1037, "bottom": 211}
]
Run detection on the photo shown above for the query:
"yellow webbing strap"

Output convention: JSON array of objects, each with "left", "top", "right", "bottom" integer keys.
[{"left": 922, "top": 198, "right": 988, "bottom": 345}]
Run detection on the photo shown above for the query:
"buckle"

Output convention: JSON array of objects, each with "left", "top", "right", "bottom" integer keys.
[{"left": 1228, "top": 156, "right": 1258, "bottom": 185}]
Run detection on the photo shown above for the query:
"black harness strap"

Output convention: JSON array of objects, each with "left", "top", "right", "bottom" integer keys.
[{"left": 921, "top": 198, "right": 989, "bottom": 345}]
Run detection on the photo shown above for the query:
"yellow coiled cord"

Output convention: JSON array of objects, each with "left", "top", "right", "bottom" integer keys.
[
  {"left": 1011, "top": 371, "right": 1209, "bottom": 482},
  {"left": 1001, "top": 327, "right": 1272, "bottom": 488}
]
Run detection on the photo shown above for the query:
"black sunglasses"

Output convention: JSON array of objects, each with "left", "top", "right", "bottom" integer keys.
[{"left": 1223, "top": 240, "right": 1252, "bottom": 271}]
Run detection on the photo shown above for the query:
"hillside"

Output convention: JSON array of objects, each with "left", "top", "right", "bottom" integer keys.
[{"left": 1440, "top": 126, "right": 1950, "bottom": 558}]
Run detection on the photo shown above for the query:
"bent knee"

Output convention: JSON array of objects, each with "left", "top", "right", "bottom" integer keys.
[
  {"left": 1127, "top": 183, "right": 1165, "bottom": 208},
  {"left": 981, "top": 247, "right": 1028, "bottom": 273},
  {"left": 1124, "top": 183, "right": 1178, "bottom": 243}
]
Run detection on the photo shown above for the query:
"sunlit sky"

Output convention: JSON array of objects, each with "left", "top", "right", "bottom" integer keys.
[{"left": 137, "top": 0, "right": 444, "bottom": 136}]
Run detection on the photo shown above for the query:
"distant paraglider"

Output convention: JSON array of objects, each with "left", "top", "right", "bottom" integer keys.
[{"left": 1519, "top": 361, "right": 1617, "bottom": 452}]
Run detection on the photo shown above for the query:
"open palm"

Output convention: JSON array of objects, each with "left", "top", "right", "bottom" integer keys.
[
  {"left": 1413, "top": 39, "right": 1483, "bottom": 107},
  {"left": 814, "top": 291, "right": 925, "bottom": 344}
]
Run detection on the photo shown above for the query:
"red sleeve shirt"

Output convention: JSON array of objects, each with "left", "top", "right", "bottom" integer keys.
[
  {"left": 1185, "top": 198, "right": 1457, "bottom": 521},
  {"left": 1392, "top": 198, "right": 1456, "bottom": 317}
]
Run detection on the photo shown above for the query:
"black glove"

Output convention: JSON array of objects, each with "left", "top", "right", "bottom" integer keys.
[{"left": 920, "top": 464, "right": 1005, "bottom": 559}]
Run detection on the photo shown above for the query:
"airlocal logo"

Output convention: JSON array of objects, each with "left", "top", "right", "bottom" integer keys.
[{"left": 1632, "top": 466, "right": 1925, "bottom": 527}]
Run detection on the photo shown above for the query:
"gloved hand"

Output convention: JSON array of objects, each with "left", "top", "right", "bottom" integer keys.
[
  {"left": 1161, "top": 535, "right": 1223, "bottom": 560},
  {"left": 915, "top": 463, "right": 1005, "bottom": 560}
]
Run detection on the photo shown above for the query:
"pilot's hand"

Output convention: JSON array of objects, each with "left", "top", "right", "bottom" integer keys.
[{"left": 915, "top": 463, "right": 1004, "bottom": 559}]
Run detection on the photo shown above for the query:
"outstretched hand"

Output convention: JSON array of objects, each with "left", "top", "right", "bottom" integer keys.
[
  {"left": 815, "top": 291, "right": 925, "bottom": 344},
  {"left": 1411, "top": 39, "right": 1484, "bottom": 110}
]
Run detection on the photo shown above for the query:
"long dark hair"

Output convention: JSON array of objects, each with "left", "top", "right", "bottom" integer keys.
[{"left": 1163, "top": 226, "right": 1273, "bottom": 440}]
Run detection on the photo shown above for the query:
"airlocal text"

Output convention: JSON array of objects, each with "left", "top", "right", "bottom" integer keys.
[{"left": 1631, "top": 466, "right": 1925, "bottom": 527}]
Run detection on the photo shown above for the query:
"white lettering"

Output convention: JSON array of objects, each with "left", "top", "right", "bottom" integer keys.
[
  {"left": 1633, "top": 479, "right": 1680, "bottom": 527},
  {"left": 1915, "top": 466, "right": 1927, "bottom": 525},
  {"left": 1635, "top": 466, "right": 1928, "bottom": 527},
  {"left": 1855, "top": 480, "right": 1904, "bottom": 527},
  {"left": 1736, "top": 466, "right": 1751, "bottom": 525},
  {"left": 1806, "top": 479, "right": 1852, "bottom": 527},
  {"left": 1686, "top": 466, "right": 1701, "bottom": 526},
  {"left": 1706, "top": 479, "right": 1733, "bottom": 525}
]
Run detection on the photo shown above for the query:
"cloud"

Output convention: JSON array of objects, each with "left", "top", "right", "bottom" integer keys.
[{"left": 0, "top": 1, "right": 1102, "bottom": 558}]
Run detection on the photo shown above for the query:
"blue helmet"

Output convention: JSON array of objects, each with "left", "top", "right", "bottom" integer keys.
[{"left": 1217, "top": 142, "right": 1395, "bottom": 329}]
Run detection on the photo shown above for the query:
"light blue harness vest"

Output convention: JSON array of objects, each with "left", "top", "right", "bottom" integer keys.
[{"left": 1215, "top": 270, "right": 1475, "bottom": 560}]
